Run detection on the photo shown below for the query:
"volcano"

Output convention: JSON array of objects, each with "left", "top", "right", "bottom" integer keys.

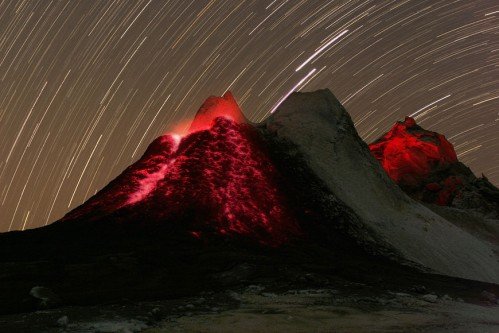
[
  {"left": 60, "top": 92, "right": 301, "bottom": 246},
  {"left": 0, "top": 89, "right": 498, "bottom": 316},
  {"left": 369, "top": 117, "right": 499, "bottom": 217}
]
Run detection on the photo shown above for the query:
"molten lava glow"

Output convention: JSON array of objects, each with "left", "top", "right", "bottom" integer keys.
[
  {"left": 138, "top": 116, "right": 301, "bottom": 245},
  {"left": 369, "top": 117, "right": 461, "bottom": 205},
  {"left": 188, "top": 91, "right": 246, "bottom": 133},
  {"left": 369, "top": 117, "right": 457, "bottom": 186},
  {"left": 62, "top": 134, "right": 180, "bottom": 221},
  {"left": 63, "top": 92, "right": 300, "bottom": 245}
]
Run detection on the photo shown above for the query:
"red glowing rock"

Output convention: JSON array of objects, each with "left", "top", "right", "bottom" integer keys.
[
  {"left": 369, "top": 116, "right": 498, "bottom": 213},
  {"left": 369, "top": 117, "right": 457, "bottom": 187},
  {"left": 369, "top": 117, "right": 460, "bottom": 205},
  {"left": 188, "top": 91, "right": 247, "bottom": 133},
  {"left": 62, "top": 92, "right": 300, "bottom": 246}
]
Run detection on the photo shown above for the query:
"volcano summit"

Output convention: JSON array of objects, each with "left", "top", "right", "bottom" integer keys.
[{"left": 0, "top": 90, "right": 498, "bottom": 322}]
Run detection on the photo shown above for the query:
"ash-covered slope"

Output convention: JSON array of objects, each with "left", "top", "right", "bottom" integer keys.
[
  {"left": 263, "top": 89, "right": 499, "bottom": 283},
  {"left": 369, "top": 117, "right": 499, "bottom": 218}
]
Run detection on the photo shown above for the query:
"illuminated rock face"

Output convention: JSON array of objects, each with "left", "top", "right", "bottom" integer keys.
[
  {"left": 62, "top": 92, "right": 300, "bottom": 246},
  {"left": 369, "top": 117, "right": 457, "bottom": 187},
  {"left": 369, "top": 117, "right": 460, "bottom": 205}
]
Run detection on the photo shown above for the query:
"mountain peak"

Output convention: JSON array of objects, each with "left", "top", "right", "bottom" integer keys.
[
  {"left": 270, "top": 89, "right": 345, "bottom": 120},
  {"left": 188, "top": 91, "right": 247, "bottom": 133}
]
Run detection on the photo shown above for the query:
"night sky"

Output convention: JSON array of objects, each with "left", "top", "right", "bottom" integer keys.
[{"left": 0, "top": 0, "right": 497, "bottom": 231}]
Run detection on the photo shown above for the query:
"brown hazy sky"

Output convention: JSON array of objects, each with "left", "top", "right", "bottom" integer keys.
[{"left": 0, "top": 0, "right": 498, "bottom": 231}]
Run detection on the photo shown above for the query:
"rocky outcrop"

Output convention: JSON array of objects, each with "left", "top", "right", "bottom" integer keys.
[
  {"left": 369, "top": 117, "right": 499, "bottom": 218},
  {"left": 369, "top": 117, "right": 457, "bottom": 190}
]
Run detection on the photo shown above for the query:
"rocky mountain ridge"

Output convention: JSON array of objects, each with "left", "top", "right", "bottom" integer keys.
[{"left": 0, "top": 89, "right": 497, "bottom": 316}]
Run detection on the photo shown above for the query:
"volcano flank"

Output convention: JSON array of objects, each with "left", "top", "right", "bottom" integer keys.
[
  {"left": 62, "top": 92, "right": 301, "bottom": 246},
  {"left": 0, "top": 89, "right": 498, "bottom": 318},
  {"left": 369, "top": 117, "right": 499, "bottom": 216}
]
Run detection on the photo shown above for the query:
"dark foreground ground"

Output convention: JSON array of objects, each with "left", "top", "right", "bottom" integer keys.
[
  {"left": 1, "top": 213, "right": 498, "bottom": 332},
  {"left": 1, "top": 229, "right": 499, "bottom": 332},
  {"left": 1, "top": 282, "right": 498, "bottom": 332}
]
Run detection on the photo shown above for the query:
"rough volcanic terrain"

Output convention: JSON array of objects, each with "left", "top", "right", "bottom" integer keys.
[
  {"left": 61, "top": 92, "right": 302, "bottom": 246},
  {"left": 369, "top": 116, "right": 499, "bottom": 218},
  {"left": 0, "top": 89, "right": 497, "bottom": 332}
]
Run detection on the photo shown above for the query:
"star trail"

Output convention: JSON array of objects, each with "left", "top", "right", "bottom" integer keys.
[{"left": 0, "top": 0, "right": 497, "bottom": 231}]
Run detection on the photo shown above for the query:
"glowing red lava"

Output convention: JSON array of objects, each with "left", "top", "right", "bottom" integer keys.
[
  {"left": 62, "top": 92, "right": 300, "bottom": 245},
  {"left": 188, "top": 91, "right": 247, "bottom": 133},
  {"left": 369, "top": 117, "right": 461, "bottom": 205}
]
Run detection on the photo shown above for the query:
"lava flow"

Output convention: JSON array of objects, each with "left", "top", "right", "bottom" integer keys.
[
  {"left": 62, "top": 92, "right": 301, "bottom": 245},
  {"left": 369, "top": 117, "right": 461, "bottom": 205}
]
